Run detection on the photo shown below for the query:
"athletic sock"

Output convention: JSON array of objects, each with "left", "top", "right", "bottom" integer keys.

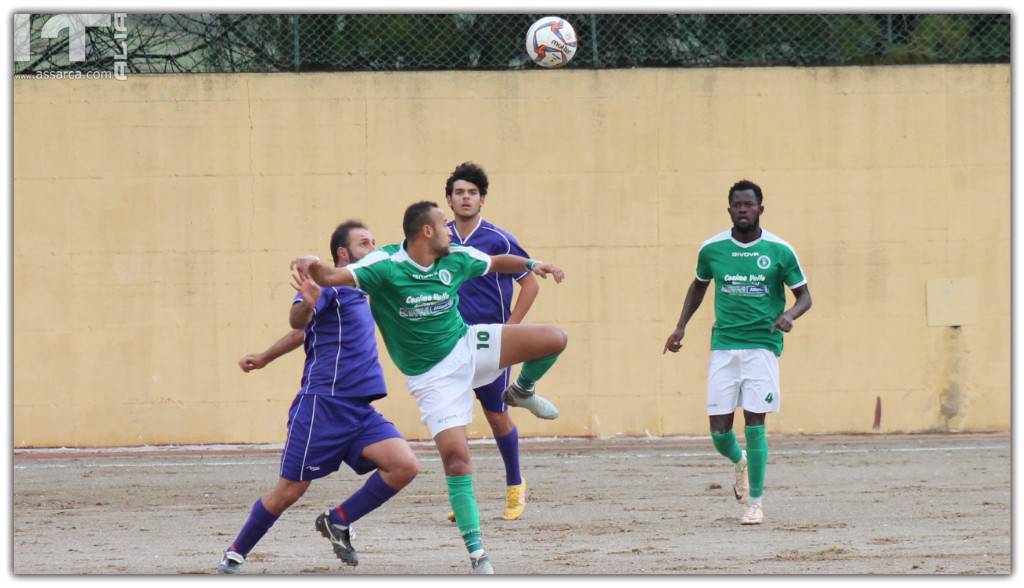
[
  {"left": 515, "top": 352, "right": 561, "bottom": 391},
  {"left": 711, "top": 430, "right": 744, "bottom": 464},
  {"left": 494, "top": 427, "right": 522, "bottom": 486},
  {"left": 745, "top": 425, "right": 768, "bottom": 499},
  {"left": 229, "top": 498, "right": 279, "bottom": 558},
  {"left": 329, "top": 470, "right": 399, "bottom": 527},
  {"left": 446, "top": 474, "right": 483, "bottom": 554}
]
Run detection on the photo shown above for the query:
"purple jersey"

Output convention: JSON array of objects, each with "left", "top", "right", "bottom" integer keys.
[
  {"left": 293, "top": 286, "right": 387, "bottom": 400},
  {"left": 447, "top": 218, "right": 529, "bottom": 325}
]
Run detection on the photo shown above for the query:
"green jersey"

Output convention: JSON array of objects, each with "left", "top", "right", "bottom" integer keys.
[
  {"left": 695, "top": 229, "right": 807, "bottom": 356},
  {"left": 347, "top": 242, "right": 491, "bottom": 376}
]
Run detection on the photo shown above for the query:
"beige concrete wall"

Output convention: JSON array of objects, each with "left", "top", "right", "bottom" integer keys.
[{"left": 13, "top": 65, "right": 1009, "bottom": 447}]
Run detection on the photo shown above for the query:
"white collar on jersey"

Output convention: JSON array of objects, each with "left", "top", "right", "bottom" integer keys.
[
  {"left": 451, "top": 216, "right": 484, "bottom": 244},
  {"left": 730, "top": 228, "right": 763, "bottom": 248},
  {"left": 394, "top": 240, "right": 435, "bottom": 272}
]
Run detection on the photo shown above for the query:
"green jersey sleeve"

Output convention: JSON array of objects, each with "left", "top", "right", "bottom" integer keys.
[
  {"left": 781, "top": 246, "right": 807, "bottom": 288},
  {"left": 450, "top": 245, "right": 492, "bottom": 281},
  {"left": 695, "top": 245, "right": 713, "bottom": 281},
  {"left": 347, "top": 249, "right": 392, "bottom": 294}
]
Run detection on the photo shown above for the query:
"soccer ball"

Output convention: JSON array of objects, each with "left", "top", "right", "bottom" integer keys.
[{"left": 525, "top": 16, "right": 578, "bottom": 68}]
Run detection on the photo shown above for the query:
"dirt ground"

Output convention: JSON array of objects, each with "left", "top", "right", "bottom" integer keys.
[{"left": 12, "top": 432, "right": 1011, "bottom": 576}]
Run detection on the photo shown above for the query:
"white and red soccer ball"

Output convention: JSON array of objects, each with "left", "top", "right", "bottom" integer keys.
[{"left": 526, "top": 16, "right": 578, "bottom": 68}]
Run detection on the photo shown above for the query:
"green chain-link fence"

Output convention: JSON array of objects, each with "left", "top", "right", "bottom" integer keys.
[{"left": 14, "top": 13, "right": 1010, "bottom": 75}]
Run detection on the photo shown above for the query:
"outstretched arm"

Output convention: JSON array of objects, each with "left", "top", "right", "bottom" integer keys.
[
  {"left": 489, "top": 254, "right": 564, "bottom": 283},
  {"left": 291, "top": 256, "right": 356, "bottom": 288},
  {"left": 663, "top": 278, "right": 711, "bottom": 354},
  {"left": 238, "top": 329, "right": 304, "bottom": 373},
  {"left": 771, "top": 284, "right": 812, "bottom": 333},
  {"left": 507, "top": 272, "right": 540, "bottom": 324}
]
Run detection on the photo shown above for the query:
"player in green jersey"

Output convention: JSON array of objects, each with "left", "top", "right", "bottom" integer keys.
[
  {"left": 664, "top": 179, "right": 812, "bottom": 525},
  {"left": 290, "top": 201, "right": 567, "bottom": 574}
]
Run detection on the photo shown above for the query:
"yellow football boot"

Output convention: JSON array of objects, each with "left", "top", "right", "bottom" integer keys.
[{"left": 503, "top": 480, "right": 527, "bottom": 520}]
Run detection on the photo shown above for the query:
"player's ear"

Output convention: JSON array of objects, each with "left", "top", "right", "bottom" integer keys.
[{"left": 336, "top": 247, "right": 349, "bottom": 265}]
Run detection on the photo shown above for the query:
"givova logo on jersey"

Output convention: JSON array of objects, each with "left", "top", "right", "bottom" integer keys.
[{"left": 410, "top": 269, "right": 453, "bottom": 285}]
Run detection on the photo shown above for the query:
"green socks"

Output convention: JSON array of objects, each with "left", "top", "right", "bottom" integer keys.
[
  {"left": 516, "top": 352, "right": 561, "bottom": 390},
  {"left": 711, "top": 430, "right": 744, "bottom": 464},
  {"left": 446, "top": 474, "right": 483, "bottom": 554},
  {"left": 744, "top": 425, "right": 767, "bottom": 499}
]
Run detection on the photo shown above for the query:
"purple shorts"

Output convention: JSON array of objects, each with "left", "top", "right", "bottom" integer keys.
[
  {"left": 473, "top": 367, "right": 511, "bottom": 413},
  {"left": 279, "top": 394, "right": 403, "bottom": 482}
]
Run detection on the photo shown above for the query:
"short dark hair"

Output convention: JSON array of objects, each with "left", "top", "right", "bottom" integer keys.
[
  {"left": 728, "top": 179, "right": 763, "bottom": 204},
  {"left": 403, "top": 201, "right": 439, "bottom": 240},
  {"left": 329, "top": 220, "right": 367, "bottom": 265},
  {"left": 445, "top": 162, "right": 489, "bottom": 197}
]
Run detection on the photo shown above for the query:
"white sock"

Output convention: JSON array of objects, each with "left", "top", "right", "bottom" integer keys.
[{"left": 737, "top": 450, "right": 747, "bottom": 466}]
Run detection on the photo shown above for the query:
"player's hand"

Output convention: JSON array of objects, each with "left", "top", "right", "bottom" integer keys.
[
  {"left": 238, "top": 353, "right": 268, "bottom": 372},
  {"left": 532, "top": 262, "right": 565, "bottom": 283},
  {"left": 663, "top": 328, "right": 685, "bottom": 354},
  {"left": 290, "top": 255, "right": 321, "bottom": 280},
  {"left": 771, "top": 312, "right": 794, "bottom": 334},
  {"left": 291, "top": 272, "right": 321, "bottom": 306}
]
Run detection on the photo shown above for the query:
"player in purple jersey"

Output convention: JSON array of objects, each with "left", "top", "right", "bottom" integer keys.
[
  {"left": 218, "top": 221, "right": 419, "bottom": 574},
  {"left": 443, "top": 162, "right": 557, "bottom": 521}
]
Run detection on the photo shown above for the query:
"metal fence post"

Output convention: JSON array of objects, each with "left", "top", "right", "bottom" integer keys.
[
  {"left": 590, "top": 14, "right": 600, "bottom": 68},
  {"left": 292, "top": 15, "right": 301, "bottom": 72},
  {"left": 886, "top": 14, "right": 894, "bottom": 64}
]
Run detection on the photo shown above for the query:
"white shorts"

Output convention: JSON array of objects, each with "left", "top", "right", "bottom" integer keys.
[
  {"left": 706, "top": 349, "right": 781, "bottom": 416},
  {"left": 405, "top": 324, "right": 504, "bottom": 437}
]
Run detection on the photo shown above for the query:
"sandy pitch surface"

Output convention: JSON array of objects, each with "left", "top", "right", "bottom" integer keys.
[{"left": 12, "top": 433, "right": 1010, "bottom": 575}]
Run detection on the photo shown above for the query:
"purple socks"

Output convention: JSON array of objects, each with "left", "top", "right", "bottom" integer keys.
[
  {"left": 229, "top": 498, "right": 279, "bottom": 557},
  {"left": 495, "top": 427, "right": 522, "bottom": 486},
  {"left": 329, "top": 471, "right": 399, "bottom": 527},
  {"left": 227, "top": 472, "right": 400, "bottom": 558}
]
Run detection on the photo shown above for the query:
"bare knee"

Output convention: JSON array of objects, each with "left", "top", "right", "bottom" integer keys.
[
  {"left": 439, "top": 449, "right": 472, "bottom": 476},
  {"left": 445, "top": 461, "right": 471, "bottom": 476},
  {"left": 264, "top": 480, "right": 309, "bottom": 514},
  {"left": 391, "top": 454, "right": 419, "bottom": 486},
  {"left": 545, "top": 327, "right": 568, "bottom": 356},
  {"left": 368, "top": 441, "right": 420, "bottom": 490},
  {"left": 434, "top": 427, "right": 472, "bottom": 476},
  {"left": 743, "top": 411, "right": 766, "bottom": 427},
  {"left": 709, "top": 414, "right": 734, "bottom": 435}
]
